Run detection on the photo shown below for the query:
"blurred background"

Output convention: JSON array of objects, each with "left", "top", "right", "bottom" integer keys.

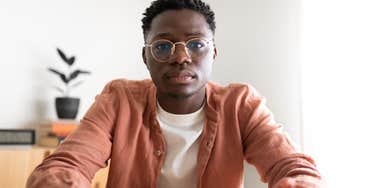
[{"left": 0, "top": 0, "right": 375, "bottom": 187}]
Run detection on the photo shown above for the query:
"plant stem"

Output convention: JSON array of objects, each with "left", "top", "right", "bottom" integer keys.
[{"left": 65, "top": 82, "right": 69, "bottom": 96}]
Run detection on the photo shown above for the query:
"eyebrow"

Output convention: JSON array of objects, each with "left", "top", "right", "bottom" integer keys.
[
  {"left": 152, "top": 32, "right": 205, "bottom": 40},
  {"left": 152, "top": 32, "right": 171, "bottom": 39}
]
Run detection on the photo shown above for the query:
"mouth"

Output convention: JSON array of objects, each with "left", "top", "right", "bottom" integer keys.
[{"left": 164, "top": 70, "right": 196, "bottom": 84}]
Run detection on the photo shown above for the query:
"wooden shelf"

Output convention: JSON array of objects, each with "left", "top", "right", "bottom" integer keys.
[{"left": 0, "top": 146, "right": 109, "bottom": 188}]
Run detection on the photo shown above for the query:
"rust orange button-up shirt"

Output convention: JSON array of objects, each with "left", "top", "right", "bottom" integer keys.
[{"left": 27, "top": 79, "right": 321, "bottom": 188}]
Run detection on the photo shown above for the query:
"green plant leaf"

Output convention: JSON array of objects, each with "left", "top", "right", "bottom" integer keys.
[
  {"left": 57, "top": 48, "right": 75, "bottom": 66},
  {"left": 51, "top": 86, "right": 65, "bottom": 94},
  {"left": 48, "top": 68, "right": 69, "bottom": 83},
  {"left": 68, "top": 69, "right": 91, "bottom": 82},
  {"left": 70, "top": 81, "right": 83, "bottom": 89},
  {"left": 67, "top": 56, "right": 75, "bottom": 66}
]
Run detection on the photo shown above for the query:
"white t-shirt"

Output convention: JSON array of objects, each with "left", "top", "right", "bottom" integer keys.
[{"left": 156, "top": 102, "right": 205, "bottom": 188}]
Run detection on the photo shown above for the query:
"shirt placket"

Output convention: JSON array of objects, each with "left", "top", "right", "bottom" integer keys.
[
  {"left": 196, "top": 118, "right": 218, "bottom": 188},
  {"left": 150, "top": 114, "right": 167, "bottom": 188}
]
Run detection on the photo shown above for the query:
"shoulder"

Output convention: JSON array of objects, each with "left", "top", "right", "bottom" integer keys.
[
  {"left": 101, "top": 78, "right": 153, "bottom": 94},
  {"left": 206, "top": 81, "right": 261, "bottom": 100},
  {"left": 102, "top": 78, "right": 153, "bottom": 91},
  {"left": 97, "top": 78, "right": 154, "bottom": 103},
  {"left": 206, "top": 81, "right": 266, "bottom": 115}
]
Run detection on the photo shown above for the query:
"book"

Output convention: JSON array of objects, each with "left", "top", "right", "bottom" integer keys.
[
  {"left": 39, "top": 120, "right": 79, "bottom": 138},
  {"left": 37, "top": 120, "right": 79, "bottom": 147}
]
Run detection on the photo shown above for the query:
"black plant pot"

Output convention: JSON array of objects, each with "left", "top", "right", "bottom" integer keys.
[{"left": 55, "top": 97, "right": 80, "bottom": 119}]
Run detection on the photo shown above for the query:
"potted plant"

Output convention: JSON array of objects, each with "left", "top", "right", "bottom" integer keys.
[{"left": 48, "top": 48, "right": 91, "bottom": 119}]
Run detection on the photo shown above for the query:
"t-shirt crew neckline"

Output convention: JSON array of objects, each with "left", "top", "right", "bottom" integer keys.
[{"left": 156, "top": 101, "right": 205, "bottom": 128}]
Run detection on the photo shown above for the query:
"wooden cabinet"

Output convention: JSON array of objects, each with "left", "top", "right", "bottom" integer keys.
[{"left": 0, "top": 146, "right": 109, "bottom": 188}]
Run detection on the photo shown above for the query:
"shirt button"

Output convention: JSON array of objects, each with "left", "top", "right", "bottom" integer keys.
[{"left": 155, "top": 150, "right": 162, "bottom": 156}]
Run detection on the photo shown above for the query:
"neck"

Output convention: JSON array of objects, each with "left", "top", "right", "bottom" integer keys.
[{"left": 157, "top": 88, "right": 206, "bottom": 114}]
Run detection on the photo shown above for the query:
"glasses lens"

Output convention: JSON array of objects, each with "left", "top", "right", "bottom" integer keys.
[
  {"left": 152, "top": 40, "right": 173, "bottom": 61},
  {"left": 186, "top": 39, "right": 208, "bottom": 54}
]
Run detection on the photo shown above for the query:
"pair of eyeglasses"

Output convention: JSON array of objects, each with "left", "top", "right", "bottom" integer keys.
[{"left": 145, "top": 38, "right": 213, "bottom": 63}]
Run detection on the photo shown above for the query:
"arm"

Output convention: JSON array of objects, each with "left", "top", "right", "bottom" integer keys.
[
  {"left": 239, "top": 86, "right": 324, "bottom": 188},
  {"left": 27, "top": 82, "right": 119, "bottom": 188},
  {"left": 273, "top": 175, "right": 326, "bottom": 188}
]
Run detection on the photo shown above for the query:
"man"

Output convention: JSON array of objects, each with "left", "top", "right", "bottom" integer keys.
[{"left": 27, "top": 0, "right": 324, "bottom": 187}]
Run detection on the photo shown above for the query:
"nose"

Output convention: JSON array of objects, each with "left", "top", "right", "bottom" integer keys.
[{"left": 170, "top": 45, "right": 192, "bottom": 64}]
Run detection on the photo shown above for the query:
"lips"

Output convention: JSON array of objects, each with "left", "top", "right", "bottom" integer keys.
[
  {"left": 166, "top": 71, "right": 193, "bottom": 77},
  {"left": 164, "top": 70, "right": 196, "bottom": 84}
]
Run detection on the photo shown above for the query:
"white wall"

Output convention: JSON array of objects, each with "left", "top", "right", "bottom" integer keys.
[
  {"left": 0, "top": 1, "right": 301, "bottom": 187},
  {"left": 0, "top": 0, "right": 150, "bottom": 128},
  {"left": 207, "top": 0, "right": 300, "bottom": 187},
  {"left": 301, "top": 0, "right": 376, "bottom": 187}
]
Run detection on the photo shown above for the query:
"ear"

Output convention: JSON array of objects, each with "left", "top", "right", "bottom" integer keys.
[
  {"left": 142, "top": 47, "right": 150, "bottom": 70},
  {"left": 213, "top": 46, "right": 217, "bottom": 62}
]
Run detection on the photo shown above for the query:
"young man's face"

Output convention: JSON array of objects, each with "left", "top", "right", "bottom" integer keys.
[{"left": 143, "top": 9, "right": 216, "bottom": 99}]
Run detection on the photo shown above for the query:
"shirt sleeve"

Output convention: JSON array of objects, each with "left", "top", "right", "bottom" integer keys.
[
  {"left": 239, "top": 85, "right": 322, "bottom": 187},
  {"left": 26, "top": 81, "right": 119, "bottom": 188}
]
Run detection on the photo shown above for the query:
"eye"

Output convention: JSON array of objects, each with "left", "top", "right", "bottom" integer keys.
[
  {"left": 153, "top": 42, "right": 173, "bottom": 53},
  {"left": 187, "top": 40, "right": 206, "bottom": 50}
]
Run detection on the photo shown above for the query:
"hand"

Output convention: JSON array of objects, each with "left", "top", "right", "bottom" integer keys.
[{"left": 273, "top": 175, "right": 326, "bottom": 188}]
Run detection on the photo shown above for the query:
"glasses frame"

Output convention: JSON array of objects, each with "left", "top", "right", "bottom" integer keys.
[{"left": 145, "top": 37, "right": 213, "bottom": 63}]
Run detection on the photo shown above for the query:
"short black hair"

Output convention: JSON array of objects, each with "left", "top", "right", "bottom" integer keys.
[{"left": 141, "top": 0, "right": 216, "bottom": 39}]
